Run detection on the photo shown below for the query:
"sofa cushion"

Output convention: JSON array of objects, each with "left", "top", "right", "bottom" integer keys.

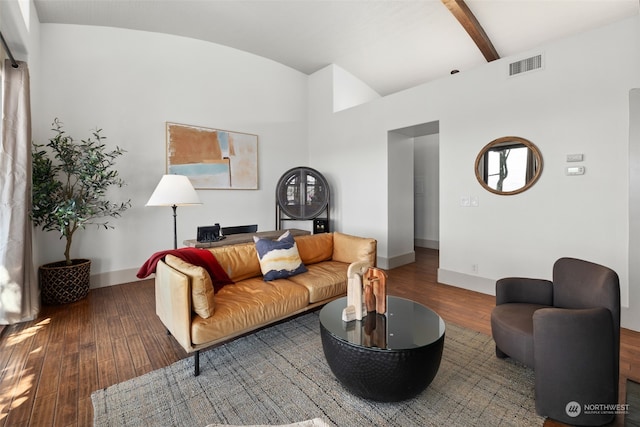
[
  {"left": 254, "top": 231, "right": 307, "bottom": 281},
  {"left": 332, "top": 232, "right": 377, "bottom": 265},
  {"left": 209, "top": 242, "right": 262, "bottom": 282},
  {"left": 164, "top": 254, "right": 216, "bottom": 319},
  {"left": 191, "top": 276, "right": 310, "bottom": 345},
  {"left": 294, "top": 233, "right": 333, "bottom": 265},
  {"left": 287, "top": 261, "right": 349, "bottom": 303}
]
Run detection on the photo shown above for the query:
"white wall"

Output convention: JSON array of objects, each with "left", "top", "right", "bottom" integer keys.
[
  {"left": 307, "top": 65, "right": 390, "bottom": 249},
  {"left": 387, "top": 130, "right": 415, "bottom": 268},
  {"left": 308, "top": 17, "right": 640, "bottom": 330},
  {"left": 33, "top": 24, "right": 309, "bottom": 285},
  {"left": 332, "top": 65, "right": 380, "bottom": 112},
  {"left": 628, "top": 89, "right": 640, "bottom": 331},
  {"left": 414, "top": 134, "right": 439, "bottom": 249}
]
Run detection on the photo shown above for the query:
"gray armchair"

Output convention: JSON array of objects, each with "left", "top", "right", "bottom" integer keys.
[{"left": 491, "top": 257, "right": 620, "bottom": 426}]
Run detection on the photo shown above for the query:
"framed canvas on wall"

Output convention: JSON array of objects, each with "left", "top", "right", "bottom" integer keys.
[{"left": 166, "top": 122, "right": 258, "bottom": 189}]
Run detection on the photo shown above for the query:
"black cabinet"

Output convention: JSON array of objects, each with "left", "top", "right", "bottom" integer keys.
[{"left": 276, "top": 166, "right": 330, "bottom": 233}]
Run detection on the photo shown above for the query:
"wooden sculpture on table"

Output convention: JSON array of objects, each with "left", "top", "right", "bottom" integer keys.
[
  {"left": 342, "top": 262, "right": 387, "bottom": 321},
  {"left": 363, "top": 313, "right": 387, "bottom": 349},
  {"left": 342, "top": 261, "right": 368, "bottom": 321},
  {"left": 363, "top": 267, "right": 387, "bottom": 314}
]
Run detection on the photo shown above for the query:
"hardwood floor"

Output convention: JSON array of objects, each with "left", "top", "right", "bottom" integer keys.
[{"left": 0, "top": 247, "right": 638, "bottom": 426}]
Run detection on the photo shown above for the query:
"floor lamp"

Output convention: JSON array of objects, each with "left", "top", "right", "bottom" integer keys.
[{"left": 146, "top": 174, "right": 202, "bottom": 249}]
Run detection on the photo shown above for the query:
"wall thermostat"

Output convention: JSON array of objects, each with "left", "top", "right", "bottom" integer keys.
[
  {"left": 566, "top": 166, "right": 585, "bottom": 176},
  {"left": 566, "top": 153, "right": 584, "bottom": 162}
]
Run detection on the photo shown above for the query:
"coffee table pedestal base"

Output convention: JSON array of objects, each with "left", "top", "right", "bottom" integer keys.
[{"left": 320, "top": 323, "right": 445, "bottom": 402}]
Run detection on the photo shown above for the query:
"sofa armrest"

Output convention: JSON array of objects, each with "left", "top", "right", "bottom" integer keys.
[
  {"left": 155, "top": 260, "right": 194, "bottom": 353},
  {"left": 332, "top": 232, "right": 377, "bottom": 266},
  {"left": 495, "top": 277, "right": 553, "bottom": 306}
]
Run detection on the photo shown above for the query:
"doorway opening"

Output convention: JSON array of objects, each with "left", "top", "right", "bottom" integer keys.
[{"left": 387, "top": 121, "right": 439, "bottom": 268}]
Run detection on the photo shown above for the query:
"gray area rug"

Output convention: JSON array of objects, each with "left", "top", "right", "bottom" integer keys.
[{"left": 92, "top": 312, "right": 543, "bottom": 426}]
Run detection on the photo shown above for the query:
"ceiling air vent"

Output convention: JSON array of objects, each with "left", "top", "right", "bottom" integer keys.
[{"left": 509, "top": 54, "right": 543, "bottom": 77}]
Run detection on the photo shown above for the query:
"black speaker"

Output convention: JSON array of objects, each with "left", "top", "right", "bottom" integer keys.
[{"left": 313, "top": 219, "right": 329, "bottom": 234}]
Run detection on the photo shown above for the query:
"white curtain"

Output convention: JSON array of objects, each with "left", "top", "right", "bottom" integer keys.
[{"left": 0, "top": 59, "right": 39, "bottom": 324}]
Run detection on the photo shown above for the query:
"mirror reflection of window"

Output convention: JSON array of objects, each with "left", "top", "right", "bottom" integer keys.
[{"left": 486, "top": 146, "right": 529, "bottom": 192}]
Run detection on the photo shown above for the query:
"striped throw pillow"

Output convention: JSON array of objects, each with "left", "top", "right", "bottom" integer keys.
[{"left": 254, "top": 231, "right": 308, "bottom": 281}]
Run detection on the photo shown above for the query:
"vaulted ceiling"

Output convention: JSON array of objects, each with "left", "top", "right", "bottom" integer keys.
[{"left": 33, "top": 0, "right": 639, "bottom": 96}]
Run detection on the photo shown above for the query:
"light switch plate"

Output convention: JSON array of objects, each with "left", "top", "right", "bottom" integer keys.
[
  {"left": 566, "top": 153, "right": 584, "bottom": 162},
  {"left": 566, "top": 166, "right": 585, "bottom": 175}
]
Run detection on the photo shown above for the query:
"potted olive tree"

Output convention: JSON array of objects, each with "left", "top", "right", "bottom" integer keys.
[{"left": 31, "top": 119, "right": 131, "bottom": 304}]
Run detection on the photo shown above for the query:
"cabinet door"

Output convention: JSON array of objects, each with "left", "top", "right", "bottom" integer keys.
[{"left": 276, "top": 167, "right": 329, "bottom": 220}]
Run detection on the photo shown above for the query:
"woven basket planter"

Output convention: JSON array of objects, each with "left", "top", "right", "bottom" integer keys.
[{"left": 39, "top": 259, "right": 91, "bottom": 304}]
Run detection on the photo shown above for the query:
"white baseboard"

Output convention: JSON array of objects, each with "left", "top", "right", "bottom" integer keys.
[
  {"left": 90, "top": 267, "right": 145, "bottom": 289},
  {"left": 437, "top": 268, "right": 495, "bottom": 296},
  {"left": 622, "top": 308, "right": 640, "bottom": 332},
  {"left": 377, "top": 251, "right": 415, "bottom": 270},
  {"left": 414, "top": 239, "right": 439, "bottom": 250}
]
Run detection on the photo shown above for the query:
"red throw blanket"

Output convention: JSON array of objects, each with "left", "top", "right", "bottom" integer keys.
[{"left": 137, "top": 247, "right": 233, "bottom": 293}]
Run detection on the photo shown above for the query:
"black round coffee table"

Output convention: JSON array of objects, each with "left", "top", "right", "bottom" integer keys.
[{"left": 319, "top": 295, "right": 445, "bottom": 402}]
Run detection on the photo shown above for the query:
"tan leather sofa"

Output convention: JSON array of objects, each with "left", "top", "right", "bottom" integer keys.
[{"left": 155, "top": 231, "right": 377, "bottom": 375}]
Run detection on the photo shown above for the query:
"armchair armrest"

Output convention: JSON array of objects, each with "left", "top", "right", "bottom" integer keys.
[
  {"left": 533, "top": 307, "right": 617, "bottom": 425},
  {"left": 495, "top": 277, "right": 553, "bottom": 305}
]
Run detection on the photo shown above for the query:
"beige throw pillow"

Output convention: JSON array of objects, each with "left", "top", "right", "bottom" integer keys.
[{"left": 165, "top": 254, "right": 215, "bottom": 318}]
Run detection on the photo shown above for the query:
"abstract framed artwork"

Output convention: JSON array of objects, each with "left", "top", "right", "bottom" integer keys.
[{"left": 166, "top": 122, "right": 258, "bottom": 189}]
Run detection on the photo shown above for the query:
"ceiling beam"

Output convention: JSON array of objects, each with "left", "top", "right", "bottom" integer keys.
[{"left": 441, "top": 0, "right": 500, "bottom": 62}]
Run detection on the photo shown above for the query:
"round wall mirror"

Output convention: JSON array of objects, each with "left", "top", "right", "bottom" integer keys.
[{"left": 475, "top": 136, "right": 543, "bottom": 195}]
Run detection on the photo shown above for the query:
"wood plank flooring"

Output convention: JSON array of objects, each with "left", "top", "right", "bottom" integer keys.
[{"left": 0, "top": 247, "right": 638, "bottom": 426}]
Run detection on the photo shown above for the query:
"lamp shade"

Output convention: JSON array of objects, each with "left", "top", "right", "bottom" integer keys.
[{"left": 146, "top": 174, "right": 202, "bottom": 206}]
